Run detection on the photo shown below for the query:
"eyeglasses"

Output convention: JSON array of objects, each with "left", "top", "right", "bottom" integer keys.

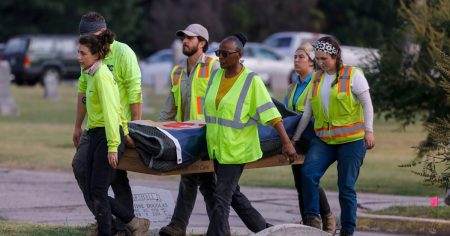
[{"left": 214, "top": 50, "right": 239, "bottom": 58}]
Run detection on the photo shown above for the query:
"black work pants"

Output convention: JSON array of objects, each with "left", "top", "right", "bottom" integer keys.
[{"left": 86, "top": 127, "right": 134, "bottom": 236}]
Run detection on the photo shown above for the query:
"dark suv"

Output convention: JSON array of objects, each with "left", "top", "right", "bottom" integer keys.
[{"left": 4, "top": 35, "right": 80, "bottom": 85}]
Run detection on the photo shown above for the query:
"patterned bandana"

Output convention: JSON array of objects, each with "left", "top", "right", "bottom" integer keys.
[{"left": 313, "top": 40, "right": 338, "bottom": 55}]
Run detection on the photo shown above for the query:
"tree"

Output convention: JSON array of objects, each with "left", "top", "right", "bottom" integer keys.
[
  {"left": 404, "top": 53, "right": 450, "bottom": 188},
  {"left": 372, "top": 0, "right": 450, "bottom": 188},
  {"left": 317, "top": 0, "right": 400, "bottom": 47},
  {"left": 370, "top": 0, "right": 450, "bottom": 130}
]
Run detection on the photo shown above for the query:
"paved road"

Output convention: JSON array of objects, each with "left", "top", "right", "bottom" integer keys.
[{"left": 0, "top": 167, "right": 430, "bottom": 235}]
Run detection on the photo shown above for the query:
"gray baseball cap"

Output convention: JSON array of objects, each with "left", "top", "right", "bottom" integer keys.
[{"left": 176, "top": 24, "right": 209, "bottom": 42}]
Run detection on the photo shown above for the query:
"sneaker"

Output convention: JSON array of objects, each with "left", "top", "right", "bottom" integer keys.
[
  {"left": 159, "top": 223, "right": 186, "bottom": 236},
  {"left": 322, "top": 212, "right": 336, "bottom": 234},
  {"left": 127, "top": 217, "right": 150, "bottom": 236}
]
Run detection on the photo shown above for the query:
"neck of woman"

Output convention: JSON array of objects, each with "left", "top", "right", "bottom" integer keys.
[
  {"left": 224, "top": 63, "right": 243, "bottom": 78},
  {"left": 299, "top": 68, "right": 313, "bottom": 82}
]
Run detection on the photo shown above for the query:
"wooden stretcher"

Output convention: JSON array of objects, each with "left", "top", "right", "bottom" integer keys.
[{"left": 117, "top": 148, "right": 305, "bottom": 176}]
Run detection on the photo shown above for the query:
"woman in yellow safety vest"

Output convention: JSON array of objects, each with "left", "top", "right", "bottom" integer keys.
[
  {"left": 204, "top": 33, "right": 297, "bottom": 236},
  {"left": 77, "top": 31, "right": 149, "bottom": 235},
  {"left": 292, "top": 36, "right": 375, "bottom": 236},
  {"left": 284, "top": 42, "right": 336, "bottom": 234}
]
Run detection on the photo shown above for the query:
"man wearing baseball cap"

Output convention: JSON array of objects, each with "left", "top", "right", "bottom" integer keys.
[
  {"left": 73, "top": 11, "right": 144, "bottom": 236},
  {"left": 158, "top": 24, "right": 218, "bottom": 236}
]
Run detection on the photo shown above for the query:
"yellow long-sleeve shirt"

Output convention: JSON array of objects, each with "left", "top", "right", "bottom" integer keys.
[{"left": 84, "top": 63, "right": 128, "bottom": 152}]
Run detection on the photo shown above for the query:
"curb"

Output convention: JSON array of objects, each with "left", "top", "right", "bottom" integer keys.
[{"left": 357, "top": 212, "right": 450, "bottom": 236}]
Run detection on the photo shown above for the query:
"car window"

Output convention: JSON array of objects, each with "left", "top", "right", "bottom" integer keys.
[
  {"left": 55, "top": 38, "right": 78, "bottom": 55},
  {"left": 266, "top": 37, "right": 291, "bottom": 48},
  {"left": 253, "top": 48, "right": 280, "bottom": 60},
  {"left": 5, "top": 38, "right": 27, "bottom": 54},
  {"left": 29, "top": 38, "right": 54, "bottom": 55}
]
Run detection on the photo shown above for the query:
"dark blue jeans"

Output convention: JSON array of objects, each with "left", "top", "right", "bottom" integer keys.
[
  {"left": 207, "top": 160, "right": 267, "bottom": 236},
  {"left": 170, "top": 172, "right": 216, "bottom": 229},
  {"left": 301, "top": 138, "right": 366, "bottom": 235},
  {"left": 72, "top": 131, "right": 134, "bottom": 232},
  {"left": 85, "top": 127, "right": 134, "bottom": 236}
]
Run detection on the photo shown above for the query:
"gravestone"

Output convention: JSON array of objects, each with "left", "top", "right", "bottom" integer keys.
[
  {"left": 110, "top": 186, "right": 174, "bottom": 229},
  {"left": 255, "top": 224, "right": 331, "bottom": 236},
  {"left": 43, "top": 69, "right": 59, "bottom": 99},
  {"left": 0, "top": 61, "right": 18, "bottom": 116}
]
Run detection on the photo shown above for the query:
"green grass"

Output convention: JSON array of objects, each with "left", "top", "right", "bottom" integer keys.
[
  {"left": 0, "top": 221, "right": 91, "bottom": 236},
  {"left": 0, "top": 83, "right": 444, "bottom": 196},
  {"left": 370, "top": 206, "right": 450, "bottom": 220}
]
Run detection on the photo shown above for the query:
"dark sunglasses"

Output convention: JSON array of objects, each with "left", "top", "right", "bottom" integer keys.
[{"left": 214, "top": 50, "right": 238, "bottom": 58}]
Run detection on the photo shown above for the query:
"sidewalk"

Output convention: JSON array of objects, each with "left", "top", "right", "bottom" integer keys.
[{"left": 0, "top": 167, "right": 446, "bottom": 235}]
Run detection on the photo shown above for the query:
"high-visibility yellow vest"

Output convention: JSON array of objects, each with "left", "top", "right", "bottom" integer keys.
[
  {"left": 170, "top": 55, "right": 215, "bottom": 122},
  {"left": 309, "top": 65, "right": 365, "bottom": 144},
  {"left": 204, "top": 67, "right": 281, "bottom": 164},
  {"left": 286, "top": 78, "right": 313, "bottom": 112}
]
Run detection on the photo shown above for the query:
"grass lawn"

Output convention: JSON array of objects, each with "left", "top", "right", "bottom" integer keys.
[
  {"left": 370, "top": 206, "right": 450, "bottom": 220},
  {"left": 0, "top": 83, "right": 444, "bottom": 196},
  {"left": 0, "top": 221, "right": 91, "bottom": 236}
]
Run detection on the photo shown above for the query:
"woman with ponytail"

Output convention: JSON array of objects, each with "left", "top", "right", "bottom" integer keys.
[
  {"left": 291, "top": 36, "right": 375, "bottom": 236},
  {"left": 77, "top": 31, "right": 149, "bottom": 236},
  {"left": 204, "top": 33, "right": 296, "bottom": 236}
]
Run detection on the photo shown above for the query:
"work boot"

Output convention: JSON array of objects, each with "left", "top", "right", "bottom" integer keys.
[
  {"left": 304, "top": 215, "right": 322, "bottom": 230},
  {"left": 322, "top": 212, "right": 336, "bottom": 234},
  {"left": 159, "top": 222, "right": 186, "bottom": 236},
  {"left": 340, "top": 229, "right": 353, "bottom": 236},
  {"left": 127, "top": 217, "right": 150, "bottom": 236}
]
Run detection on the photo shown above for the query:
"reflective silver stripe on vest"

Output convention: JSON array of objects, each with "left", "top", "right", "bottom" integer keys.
[
  {"left": 339, "top": 66, "right": 350, "bottom": 93},
  {"left": 315, "top": 122, "right": 364, "bottom": 138},
  {"left": 234, "top": 72, "right": 256, "bottom": 122},
  {"left": 205, "top": 72, "right": 263, "bottom": 129},
  {"left": 256, "top": 102, "right": 276, "bottom": 117},
  {"left": 205, "top": 69, "right": 219, "bottom": 98},
  {"left": 205, "top": 115, "right": 216, "bottom": 123},
  {"left": 198, "top": 62, "right": 209, "bottom": 77}
]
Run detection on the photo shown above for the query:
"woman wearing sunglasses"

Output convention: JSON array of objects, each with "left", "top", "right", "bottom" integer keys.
[
  {"left": 203, "top": 33, "right": 297, "bottom": 236},
  {"left": 285, "top": 42, "right": 336, "bottom": 234}
]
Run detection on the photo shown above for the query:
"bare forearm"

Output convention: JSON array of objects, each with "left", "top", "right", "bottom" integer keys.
[
  {"left": 274, "top": 121, "right": 291, "bottom": 145},
  {"left": 130, "top": 103, "right": 142, "bottom": 121}
]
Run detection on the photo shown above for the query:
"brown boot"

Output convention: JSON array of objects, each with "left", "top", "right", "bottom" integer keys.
[
  {"left": 127, "top": 217, "right": 150, "bottom": 236},
  {"left": 304, "top": 215, "right": 322, "bottom": 230},
  {"left": 159, "top": 222, "right": 186, "bottom": 236},
  {"left": 322, "top": 212, "right": 336, "bottom": 234}
]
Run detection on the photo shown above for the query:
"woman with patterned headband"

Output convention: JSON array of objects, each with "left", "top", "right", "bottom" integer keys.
[
  {"left": 284, "top": 42, "right": 336, "bottom": 234},
  {"left": 291, "top": 36, "right": 375, "bottom": 236}
]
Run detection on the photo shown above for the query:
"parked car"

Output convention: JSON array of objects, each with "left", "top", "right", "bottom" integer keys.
[
  {"left": 140, "top": 42, "right": 294, "bottom": 91},
  {"left": 3, "top": 34, "right": 80, "bottom": 85},
  {"left": 207, "top": 42, "right": 294, "bottom": 90},
  {"left": 263, "top": 32, "right": 380, "bottom": 74},
  {"left": 139, "top": 49, "right": 174, "bottom": 86}
]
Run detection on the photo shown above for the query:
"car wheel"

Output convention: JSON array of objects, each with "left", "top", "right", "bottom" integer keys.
[
  {"left": 13, "top": 78, "right": 25, "bottom": 86},
  {"left": 40, "top": 68, "right": 60, "bottom": 87}
]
